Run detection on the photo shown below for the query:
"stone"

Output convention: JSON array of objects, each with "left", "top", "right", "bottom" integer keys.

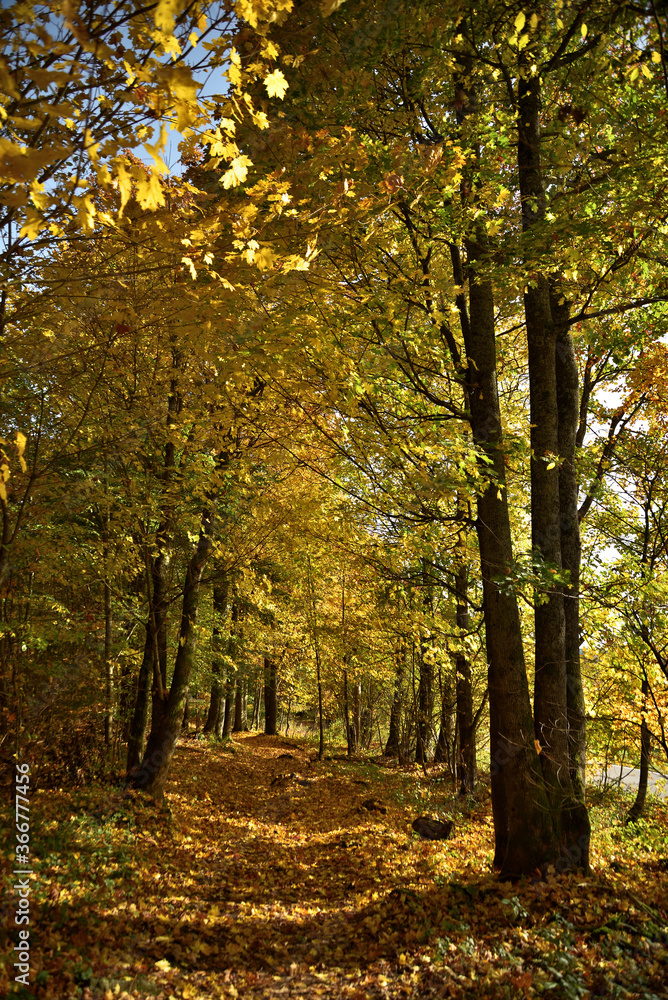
[
  {"left": 361, "top": 798, "right": 387, "bottom": 814},
  {"left": 412, "top": 816, "right": 454, "bottom": 840}
]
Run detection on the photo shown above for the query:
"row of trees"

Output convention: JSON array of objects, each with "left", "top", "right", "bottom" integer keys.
[{"left": 2, "top": 0, "right": 668, "bottom": 877}]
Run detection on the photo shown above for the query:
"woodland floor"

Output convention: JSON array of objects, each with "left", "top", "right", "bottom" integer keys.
[{"left": 2, "top": 732, "right": 668, "bottom": 1000}]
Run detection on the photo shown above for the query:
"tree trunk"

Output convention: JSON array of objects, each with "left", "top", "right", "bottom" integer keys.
[
  {"left": 433, "top": 665, "right": 454, "bottom": 768},
  {"left": 222, "top": 680, "right": 234, "bottom": 738},
  {"left": 416, "top": 562, "right": 434, "bottom": 764},
  {"left": 517, "top": 63, "right": 590, "bottom": 862},
  {"left": 416, "top": 645, "right": 433, "bottom": 764},
  {"left": 103, "top": 543, "right": 113, "bottom": 749},
  {"left": 343, "top": 667, "right": 353, "bottom": 755},
  {"left": 233, "top": 675, "right": 247, "bottom": 732},
  {"left": 251, "top": 677, "right": 262, "bottom": 730},
  {"left": 203, "top": 579, "right": 228, "bottom": 735},
  {"left": 306, "top": 553, "right": 325, "bottom": 760},
  {"left": 454, "top": 559, "right": 476, "bottom": 795},
  {"left": 627, "top": 675, "right": 651, "bottom": 823},
  {"left": 554, "top": 296, "right": 587, "bottom": 801},
  {"left": 221, "top": 598, "right": 239, "bottom": 738},
  {"left": 450, "top": 218, "right": 561, "bottom": 875},
  {"left": 126, "top": 511, "right": 214, "bottom": 798},
  {"left": 143, "top": 546, "right": 171, "bottom": 754},
  {"left": 384, "top": 642, "right": 404, "bottom": 758},
  {"left": 518, "top": 70, "right": 569, "bottom": 788},
  {"left": 126, "top": 643, "right": 152, "bottom": 775},
  {"left": 264, "top": 655, "right": 278, "bottom": 735}
]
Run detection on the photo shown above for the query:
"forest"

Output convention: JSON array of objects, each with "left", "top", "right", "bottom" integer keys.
[{"left": 1, "top": 1, "right": 668, "bottom": 998}]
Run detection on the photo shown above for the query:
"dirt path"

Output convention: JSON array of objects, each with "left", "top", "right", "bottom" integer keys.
[{"left": 157, "top": 733, "right": 457, "bottom": 998}]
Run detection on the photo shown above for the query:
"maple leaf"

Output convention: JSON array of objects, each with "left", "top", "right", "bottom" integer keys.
[
  {"left": 264, "top": 70, "right": 289, "bottom": 100},
  {"left": 221, "top": 155, "right": 252, "bottom": 189},
  {"left": 136, "top": 172, "right": 166, "bottom": 210},
  {"left": 19, "top": 207, "right": 45, "bottom": 240},
  {"left": 157, "top": 65, "right": 199, "bottom": 103}
]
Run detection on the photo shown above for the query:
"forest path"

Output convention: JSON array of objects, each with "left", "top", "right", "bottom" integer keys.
[
  {"left": 7, "top": 734, "right": 668, "bottom": 1000},
  {"left": 156, "top": 732, "right": 470, "bottom": 998}
]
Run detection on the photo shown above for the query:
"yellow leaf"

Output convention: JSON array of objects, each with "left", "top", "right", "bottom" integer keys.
[
  {"left": 29, "top": 180, "right": 48, "bottom": 210},
  {"left": 154, "top": 958, "right": 172, "bottom": 972},
  {"left": 136, "top": 171, "right": 166, "bottom": 211},
  {"left": 514, "top": 11, "right": 526, "bottom": 31},
  {"left": 74, "top": 193, "right": 96, "bottom": 232},
  {"left": 534, "top": 739, "right": 542, "bottom": 755},
  {"left": 9, "top": 116, "right": 40, "bottom": 130},
  {"left": 220, "top": 155, "right": 252, "bottom": 189},
  {"left": 0, "top": 458, "right": 9, "bottom": 500},
  {"left": 321, "top": 0, "right": 347, "bottom": 14},
  {"left": 16, "top": 432, "right": 27, "bottom": 474},
  {"left": 158, "top": 65, "right": 198, "bottom": 102},
  {"left": 144, "top": 126, "right": 170, "bottom": 175},
  {"left": 19, "top": 207, "right": 45, "bottom": 240},
  {"left": 264, "top": 69, "right": 288, "bottom": 99},
  {"left": 181, "top": 256, "right": 197, "bottom": 279},
  {"left": 530, "top": 12, "right": 538, "bottom": 28},
  {"left": 84, "top": 127, "right": 99, "bottom": 164},
  {"left": 255, "top": 246, "right": 277, "bottom": 270},
  {"left": 652, "top": 51, "right": 662, "bottom": 63},
  {"left": 581, "top": 23, "right": 587, "bottom": 38},
  {"left": 154, "top": 0, "right": 180, "bottom": 33},
  {"left": 116, "top": 163, "right": 133, "bottom": 215}
]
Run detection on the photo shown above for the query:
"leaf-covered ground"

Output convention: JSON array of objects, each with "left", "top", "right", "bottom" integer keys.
[{"left": 2, "top": 733, "right": 668, "bottom": 1000}]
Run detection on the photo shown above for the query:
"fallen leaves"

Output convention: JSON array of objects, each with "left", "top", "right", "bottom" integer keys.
[{"left": 1, "top": 734, "right": 666, "bottom": 999}]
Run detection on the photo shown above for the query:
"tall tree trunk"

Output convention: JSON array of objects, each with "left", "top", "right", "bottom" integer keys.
[
  {"left": 517, "top": 61, "right": 590, "bottom": 863},
  {"left": 306, "top": 553, "right": 325, "bottom": 760},
  {"left": 103, "top": 547, "right": 113, "bottom": 749},
  {"left": 518, "top": 70, "right": 569, "bottom": 787},
  {"left": 126, "top": 511, "right": 214, "bottom": 798},
  {"left": 233, "top": 675, "right": 248, "bottom": 732},
  {"left": 416, "top": 645, "right": 433, "bottom": 765},
  {"left": 416, "top": 562, "right": 434, "bottom": 764},
  {"left": 144, "top": 547, "right": 171, "bottom": 747},
  {"left": 343, "top": 667, "right": 353, "bottom": 755},
  {"left": 454, "top": 558, "right": 476, "bottom": 795},
  {"left": 350, "top": 678, "right": 361, "bottom": 752},
  {"left": 554, "top": 296, "right": 587, "bottom": 800},
  {"left": 126, "top": 644, "right": 151, "bottom": 775},
  {"left": 433, "top": 665, "right": 454, "bottom": 768},
  {"left": 451, "top": 223, "right": 559, "bottom": 875},
  {"left": 126, "top": 551, "right": 170, "bottom": 777},
  {"left": 250, "top": 676, "right": 262, "bottom": 730},
  {"left": 264, "top": 655, "right": 278, "bottom": 735},
  {"left": 627, "top": 675, "right": 651, "bottom": 823},
  {"left": 204, "top": 579, "right": 228, "bottom": 734},
  {"left": 384, "top": 642, "right": 405, "bottom": 758},
  {"left": 222, "top": 680, "right": 235, "bottom": 738},
  {"left": 222, "top": 599, "right": 239, "bottom": 738}
]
